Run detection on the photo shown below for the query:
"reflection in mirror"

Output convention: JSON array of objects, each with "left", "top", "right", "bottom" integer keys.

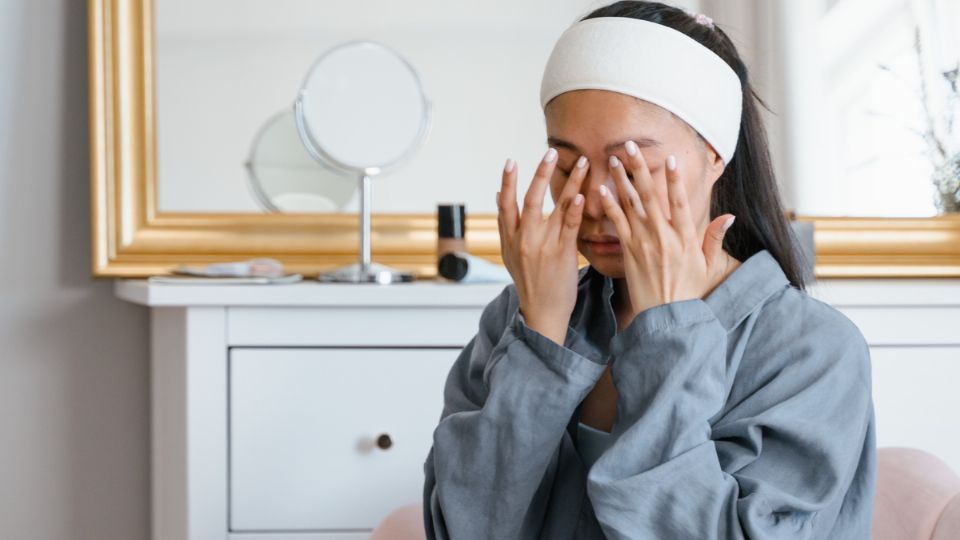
[
  {"left": 245, "top": 109, "right": 356, "bottom": 213},
  {"left": 154, "top": 0, "right": 957, "bottom": 219},
  {"left": 793, "top": 0, "right": 960, "bottom": 217},
  {"left": 154, "top": 0, "right": 664, "bottom": 214}
]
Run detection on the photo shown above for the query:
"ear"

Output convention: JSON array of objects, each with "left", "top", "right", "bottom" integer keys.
[{"left": 704, "top": 142, "right": 726, "bottom": 186}]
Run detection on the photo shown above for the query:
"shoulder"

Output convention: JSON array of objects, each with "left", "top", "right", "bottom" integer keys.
[
  {"left": 741, "top": 284, "right": 872, "bottom": 390},
  {"left": 715, "top": 284, "right": 875, "bottom": 439},
  {"left": 762, "top": 285, "right": 867, "bottom": 345},
  {"left": 770, "top": 285, "right": 868, "bottom": 351}
]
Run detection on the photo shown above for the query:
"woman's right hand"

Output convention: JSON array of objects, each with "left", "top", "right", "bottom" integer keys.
[{"left": 496, "top": 148, "right": 590, "bottom": 346}]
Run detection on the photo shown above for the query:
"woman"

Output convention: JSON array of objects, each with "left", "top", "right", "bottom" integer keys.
[{"left": 422, "top": 2, "right": 876, "bottom": 538}]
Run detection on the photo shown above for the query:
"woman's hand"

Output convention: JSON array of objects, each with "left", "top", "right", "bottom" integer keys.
[
  {"left": 597, "top": 140, "right": 736, "bottom": 319},
  {"left": 496, "top": 148, "right": 589, "bottom": 345}
]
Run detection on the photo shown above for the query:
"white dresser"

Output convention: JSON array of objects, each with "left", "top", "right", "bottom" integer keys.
[
  {"left": 117, "top": 279, "right": 506, "bottom": 540},
  {"left": 116, "top": 276, "right": 960, "bottom": 540}
]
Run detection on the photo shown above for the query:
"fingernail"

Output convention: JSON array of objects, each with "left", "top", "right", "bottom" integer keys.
[
  {"left": 576, "top": 155, "right": 588, "bottom": 168},
  {"left": 723, "top": 215, "right": 736, "bottom": 231},
  {"left": 667, "top": 155, "right": 677, "bottom": 171},
  {"left": 504, "top": 158, "right": 515, "bottom": 173},
  {"left": 543, "top": 148, "right": 557, "bottom": 163},
  {"left": 624, "top": 140, "right": 638, "bottom": 156},
  {"left": 574, "top": 194, "right": 584, "bottom": 205},
  {"left": 599, "top": 185, "right": 608, "bottom": 197},
  {"left": 608, "top": 155, "right": 620, "bottom": 168}
]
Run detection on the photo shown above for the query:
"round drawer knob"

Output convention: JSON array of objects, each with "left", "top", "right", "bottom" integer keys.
[{"left": 376, "top": 433, "right": 393, "bottom": 450}]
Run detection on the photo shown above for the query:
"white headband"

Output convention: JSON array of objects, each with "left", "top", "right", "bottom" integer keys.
[{"left": 540, "top": 16, "right": 743, "bottom": 165}]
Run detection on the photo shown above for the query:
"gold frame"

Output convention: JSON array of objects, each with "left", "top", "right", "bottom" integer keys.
[{"left": 89, "top": 0, "right": 960, "bottom": 278}]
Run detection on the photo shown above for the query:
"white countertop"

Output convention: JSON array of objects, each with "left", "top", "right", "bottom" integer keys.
[
  {"left": 114, "top": 278, "right": 510, "bottom": 307},
  {"left": 115, "top": 277, "right": 960, "bottom": 308}
]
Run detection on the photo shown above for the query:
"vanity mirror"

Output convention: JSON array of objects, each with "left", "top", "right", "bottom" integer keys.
[
  {"left": 90, "top": 0, "right": 960, "bottom": 278},
  {"left": 294, "top": 40, "right": 431, "bottom": 283}
]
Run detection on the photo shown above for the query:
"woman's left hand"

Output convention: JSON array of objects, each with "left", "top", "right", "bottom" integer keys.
[{"left": 597, "top": 141, "right": 736, "bottom": 319}]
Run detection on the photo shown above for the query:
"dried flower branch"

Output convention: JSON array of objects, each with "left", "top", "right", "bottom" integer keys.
[{"left": 914, "top": 28, "right": 949, "bottom": 162}]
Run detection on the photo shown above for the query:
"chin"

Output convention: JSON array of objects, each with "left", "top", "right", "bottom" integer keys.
[{"left": 581, "top": 253, "right": 625, "bottom": 279}]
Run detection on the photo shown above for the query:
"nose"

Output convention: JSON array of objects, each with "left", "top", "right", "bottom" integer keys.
[{"left": 580, "top": 163, "right": 619, "bottom": 220}]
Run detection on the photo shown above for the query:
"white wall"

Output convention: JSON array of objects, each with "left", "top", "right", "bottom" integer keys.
[{"left": 0, "top": 1, "right": 150, "bottom": 539}]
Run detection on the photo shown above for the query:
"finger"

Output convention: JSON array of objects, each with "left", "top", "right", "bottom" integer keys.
[
  {"left": 499, "top": 158, "right": 519, "bottom": 233},
  {"left": 702, "top": 214, "right": 736, "bottom": 267},
  {"left": 521, "top": 147, "right": 558, "bottom": 228},
  {"left": 621, "top": 141, "right": 667, "bottom": 231},
  {"left": 558, "top": 192, "right": 585, "bottom": 248},
  {"left": 607, "top": 155, "right": 646, "bottom": 229},
  {"left": 665, "top": 155, "right": 698, "bottom": 244},
  {"left": 495, "top": 199, "right": 513, "bottom": 273},
  {"left": 548, "top": 155, "right": 589, "bottom": 229},
  {"left": 496, "top": 190, "right": 508, "bottom": 256},
  {"left": 596, "top": 183, "right": 633, "bottom": 244}
]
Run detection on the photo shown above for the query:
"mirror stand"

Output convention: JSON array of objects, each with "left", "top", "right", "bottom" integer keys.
[{"left": 317, "top": 171, "right": 415, "bottom": 283}]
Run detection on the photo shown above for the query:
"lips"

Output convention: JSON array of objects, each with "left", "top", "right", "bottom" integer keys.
[
  {"left": 581, "top": 234, "right": 620, "bottom": 244},
  {"left": 581, "top": 234, "right": 622, "bottom": 255}
]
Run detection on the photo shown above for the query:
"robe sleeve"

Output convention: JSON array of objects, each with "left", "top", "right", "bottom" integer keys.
[
  {"left": 422, "top": 285, "right": 608, "bottom": 540},
  {"left": 586, "top": 297, "right": 875, "bottom": 539}
]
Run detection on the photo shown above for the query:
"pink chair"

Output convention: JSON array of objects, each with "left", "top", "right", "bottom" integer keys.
[
  {"left": 872, "top": 447, "right": 960, "bottom": 540},
  {"left": 370, "top": 447, "right": 960, "bottom": 540},
  {"left": 369, "top": 501, "right": 426, "bottom": 540}
]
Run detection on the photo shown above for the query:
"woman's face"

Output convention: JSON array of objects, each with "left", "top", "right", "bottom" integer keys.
[{"left": 543, "top": 89, "right": 726, "bottom": 279}]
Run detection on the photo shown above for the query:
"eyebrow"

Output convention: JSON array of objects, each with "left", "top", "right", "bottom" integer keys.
[{"left": 546, "top": 136, "right": 662, "bottom": 154}]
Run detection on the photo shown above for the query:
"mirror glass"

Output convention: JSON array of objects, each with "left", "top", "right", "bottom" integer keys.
[
  {"left": 296, "top": 41, "right": 431, "bottom": 172},
  {"left": 801, "top": 0, "right": 959, "bottom": 217},
  {"left": 154, "top": 0, "right": 958, "bottom": 218},
  {"left": 155, "top": 0, "right": 675, "bottom": 215}
]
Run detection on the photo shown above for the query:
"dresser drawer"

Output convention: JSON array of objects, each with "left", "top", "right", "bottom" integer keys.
[
  {"left": 227, "top": 307, "right": 486, "bottom": 347},
  {"left": 229, "top": 347, "right": 459, "bottom": 532}
]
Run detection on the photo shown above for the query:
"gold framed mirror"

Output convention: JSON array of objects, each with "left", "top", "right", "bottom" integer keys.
[{"left": 89, "top": 0, "right": 960, "bottom": 278}]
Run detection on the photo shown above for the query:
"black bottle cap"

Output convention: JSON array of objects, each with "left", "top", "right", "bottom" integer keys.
[
  {"left": 438, "top": 252, "right": 469, "bottom": 281},
  {"left": 438, "top": 204, "right": 466, "bottom": 239}
]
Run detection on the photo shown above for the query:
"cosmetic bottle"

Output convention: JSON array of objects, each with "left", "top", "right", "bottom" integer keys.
[
  {"left": 437, "top": 203, "right": 466, "bottom": 259},
  {"left": 438, "top": 251, "right": 511, "bottom": 283}
]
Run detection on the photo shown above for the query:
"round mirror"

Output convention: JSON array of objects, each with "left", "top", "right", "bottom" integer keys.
[
  {"left": 294, "top": 40, "right": 432, "bottom": 283},
  {"left": 245, "top": 110, "right": 357, "bottom": 213},
  {"left": 296, "top": 40, "right": 431, "bottom": 173}
]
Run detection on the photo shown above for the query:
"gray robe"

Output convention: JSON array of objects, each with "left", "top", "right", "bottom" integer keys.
[{"left": 422, "top": 248, "right": 876, "bottom": 539}]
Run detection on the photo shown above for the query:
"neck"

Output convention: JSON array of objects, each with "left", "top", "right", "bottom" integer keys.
[{"left": 611, "top": 275, "right": 632, "bottom": 322}]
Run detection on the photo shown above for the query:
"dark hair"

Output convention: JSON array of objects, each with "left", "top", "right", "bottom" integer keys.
[{"left": 580, "top": 1, "right": 809, "bottom": 290}]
